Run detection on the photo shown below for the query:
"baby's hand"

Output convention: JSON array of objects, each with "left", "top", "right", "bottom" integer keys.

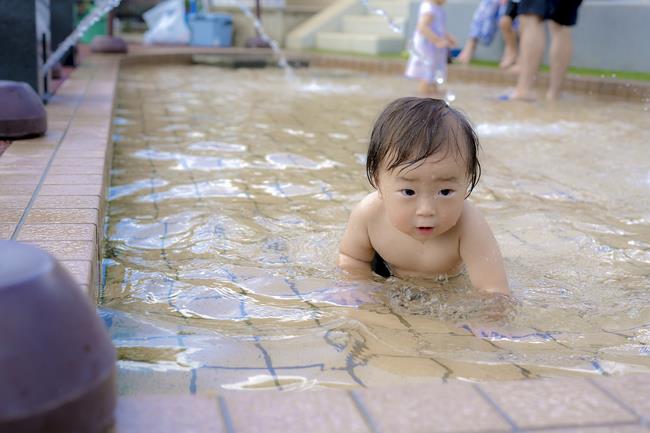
[{"left": 308, "top": 281, "right": 380, "bottom": 307}]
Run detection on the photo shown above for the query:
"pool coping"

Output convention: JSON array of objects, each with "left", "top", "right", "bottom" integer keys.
[{"left": 1, "top": 46, "right": 649, "bottom": 433}]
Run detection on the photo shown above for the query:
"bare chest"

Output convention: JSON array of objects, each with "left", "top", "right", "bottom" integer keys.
[{"left": 369, "top": 225, "right": 462, "bottom": 277}]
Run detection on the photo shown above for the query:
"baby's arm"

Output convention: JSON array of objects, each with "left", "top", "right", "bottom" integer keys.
[
  {"left": 446, "top": 32, "right": 458, "bottom": 47},
  {"left": 417, "top": 11, "right": 448, "bottom": 48},
  {"left": 338, "top": 197, "right": 376, "bottom": 278},
  {"left": 459, "top": 202, "right": 510, "bottom": 294}
]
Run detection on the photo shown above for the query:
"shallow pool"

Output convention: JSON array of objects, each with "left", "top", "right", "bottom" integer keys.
[{"left": 103, "top": 63, "right": 650, "bottom": 394}]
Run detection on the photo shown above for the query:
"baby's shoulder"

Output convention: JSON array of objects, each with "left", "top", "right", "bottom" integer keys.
[
  {"left": 458, "top": 200, "right": 490, "bottom": 236},
  {"left": 350, "top": 191, "right": 382, "bottom": 220},
  {"left": 458, "top": 200, "right": 481, "bottom": 224}
]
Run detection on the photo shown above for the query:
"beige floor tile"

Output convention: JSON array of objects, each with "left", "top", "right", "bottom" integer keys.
[
  {"left": 60, "top": 260, "right": 95, "bottom": 286},
  {"left": 591, "top": 374, "right": 650, "bottom": 420},
  {"left": 48, "top": 165, "right": 107, "bottom": 176},
  {"left": 0, "top": 184, "right": 37, "bottom": 195},
  {"left": 0, "top": 208, "right": 25, "bottom": 224},
  {"left": 38, "top": 184, "right": 103, "bottom": 196},
  {"left": 24, "top": 240, "right": 95, "bottom": 261},
  {"left": 51, "top": 157, "right": 106, "bottom": 168},
  {"left": 32, "top": 195, "right": 101, "bottom": 209},
  {"left": 113, "top": 395, "right": 225, "bottom": 433},
  {"left": 0, "top": 224, "right": 16, "bottom": 239},
  {"left": 0, "top": 195, "right": 31, "bottom": 208},
  {"left": 533, "top": 425, "right": 648, "bottom": 433},
  {"left": 224, "top": 389, "right": 371, "bottom": 433},
  {"left": 44, "top": 174, "right": 104, "bottom": 185},
  {"left": 0, "top": 174, "right": 40, "bottom": 185},
  {"left": 479, "top": 378, "right": 638, "bottom": 429},
  {"left": 24, "top": 208, "right": 98, "bottom": 224},
  {"left": 359, "top": 381, "right": 512, "bottom": 433},
  {"left": 57, "top": 149, "right": 107, "bottom": 159},
  {"left": 17, "top": 224, "right": 96, "bottom": 241}
]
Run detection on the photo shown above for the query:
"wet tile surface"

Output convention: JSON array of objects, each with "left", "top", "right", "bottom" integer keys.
[
  {"left": 590, "top": 375, "right": 650, "bottom": 420},
  {"left": 479, "top": 378, "right": 638, "bottom": 429},
  {"left": 2, "top": 49, "right": 650, "bottom": 433},
  {"left": 358, "top": 381, "right": 512, "bottom": 432},
  {"left": 224, "top": 389, "right": 371, "bottom": 433},
  {"left": 113, "top": 395, "right": 225, "bottom": 433}
]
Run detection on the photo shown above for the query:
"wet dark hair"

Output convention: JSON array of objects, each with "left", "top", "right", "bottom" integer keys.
[{"left": 366, "top": 97, "right": 481, "bottom": 197}]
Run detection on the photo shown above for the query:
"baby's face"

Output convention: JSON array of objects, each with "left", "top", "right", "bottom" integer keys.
[{"left": 376, "top": 151, "right": 468, "bottom": 242}]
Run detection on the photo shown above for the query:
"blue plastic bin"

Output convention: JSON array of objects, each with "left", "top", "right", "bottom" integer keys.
[{"left": 188, "top": 13, "right": 233, "bottom": 47}]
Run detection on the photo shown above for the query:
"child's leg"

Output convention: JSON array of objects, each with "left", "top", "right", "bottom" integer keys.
[
  {"left": 498, "top": 15, "right": 518, "bottom": 68},
  {"left": 457, "top": 37, "right": 478, "bottom": 64},
  {"left": 417, "top": 80, "right": 430, "bottom": 95}
]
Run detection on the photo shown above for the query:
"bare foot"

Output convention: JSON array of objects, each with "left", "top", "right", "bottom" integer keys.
[
  {"left": 545, "top": 90, "right": 562, "bottom": 101},
  {"left": 504, "top": 62, "right": 520, "bottom": 75},
  {"left": 456, "top": 49, "right": 472, "bottom": 65},
  {"left": 499, "top": 50, "right": 517, "bottom": 69}
]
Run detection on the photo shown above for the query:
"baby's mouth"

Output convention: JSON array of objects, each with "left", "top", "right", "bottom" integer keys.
[{"left": 417, "top": 226, "right": 434, "bottom": 233}]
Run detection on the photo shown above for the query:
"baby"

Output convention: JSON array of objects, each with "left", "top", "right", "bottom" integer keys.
[{"left": 338, "top": 97, "right": 509, "bottom": 294}]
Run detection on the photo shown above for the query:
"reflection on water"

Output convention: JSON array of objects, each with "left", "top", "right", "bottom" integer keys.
[{"left": 104, "top": 65, "right": 650, "bottom": 395}]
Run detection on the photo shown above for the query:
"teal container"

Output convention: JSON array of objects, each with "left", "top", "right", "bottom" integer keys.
[{"left": 76, "top": 11, "right": 108, "bottom": 44}]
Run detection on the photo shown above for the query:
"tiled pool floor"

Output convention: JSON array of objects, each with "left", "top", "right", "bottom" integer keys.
[{"left": 1, "top": 47, "right": 649, "bottom": 432}]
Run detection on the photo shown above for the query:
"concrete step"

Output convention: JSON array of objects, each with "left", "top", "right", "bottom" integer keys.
[
  {"left": 342, "top": 15, "right": 406, "bottom": 36},
  {"left": 364, "top": 0, "right": 411, "bottom": 18},
  {"left": 316, "top": 32, "right": 405, "bottom": 55}
]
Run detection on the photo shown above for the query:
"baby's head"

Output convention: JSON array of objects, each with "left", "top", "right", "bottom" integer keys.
[{"left": 366, "top": 97, "right": 481, "bottom": 197}]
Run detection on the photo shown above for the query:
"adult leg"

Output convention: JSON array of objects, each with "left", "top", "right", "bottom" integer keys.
[
  {"left": 457, "top": 37, "right": 478, "bottom": 64},
  {"left": 498, "top": 15, "right": 518, "bottom": 68},
  {"left": 546, "top": 21, "right": 572, "bottom": 100},
  {"left": 512, "top": 14, "right": 545, "bottom": 100}
]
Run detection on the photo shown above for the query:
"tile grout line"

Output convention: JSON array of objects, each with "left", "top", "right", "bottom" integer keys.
[
  {"left": 348, "top": 390, "right": 382, "bottom": 433},
  {"left": 10, "top": 64, "right": 100, "bottom": 241},
  {"left": 522, "top": 420, "right": 647, "bottom": 432},
  {"left": 472, "top": 384, "right": 524, "bottom": 433},
  {"left": 587, "top": 378, "right": 649, "bottom": 427},
  {"left": 217, "top": 395, "right": 236, "bottom": 433}
]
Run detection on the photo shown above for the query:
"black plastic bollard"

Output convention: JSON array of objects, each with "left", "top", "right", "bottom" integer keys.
[
  {"left": 0, "top": 81, "right": 48, "bottom": 140},
  {"left": 0, "top": 240, "right": 116, "bottom": 433}
]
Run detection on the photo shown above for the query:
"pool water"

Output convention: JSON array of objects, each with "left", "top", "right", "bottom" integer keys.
[{"left": 103, "top": 63, "right": 650, "bottom": 395}]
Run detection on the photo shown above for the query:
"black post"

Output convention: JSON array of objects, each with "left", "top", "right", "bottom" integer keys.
[
  {"left": 51, "top": 0, "right": 77, "bottom": 67},
  {"left": 0, "top": 0, "right": 51, "bottom": 97}
]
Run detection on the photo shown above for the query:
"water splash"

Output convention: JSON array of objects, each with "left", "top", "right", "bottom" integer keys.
[
  {"left": 222, "top": 0, "right": 294, "bottom": 77},
  {"left": 358, "top": 0, "right": 403, "bottom": 34},
  {"left": 43, "top": 0, "right": 122, "bottom": 75}
]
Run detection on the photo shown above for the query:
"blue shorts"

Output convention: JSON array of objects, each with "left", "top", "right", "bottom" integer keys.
[{"left": 468, "top": 0, "right": 507, "bottom": 45}]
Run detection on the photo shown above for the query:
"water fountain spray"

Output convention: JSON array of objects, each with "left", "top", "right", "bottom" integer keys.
[
  {"left": 358, "top": 0, "right": 404, "bottom": 34},
  {"left": 43, "top": 0, "right": 124, "bottom": 75},
  {"left": 225, "top": 0, "right": 293, "bottom": 75}
]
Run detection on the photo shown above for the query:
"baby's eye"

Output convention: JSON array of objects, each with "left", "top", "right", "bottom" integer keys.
[
  {"left": 400, "top": 189, "right": 416, "bottom": 197},
  {"left": 439, "top": 189, "right": 454, "bottom": 197}
]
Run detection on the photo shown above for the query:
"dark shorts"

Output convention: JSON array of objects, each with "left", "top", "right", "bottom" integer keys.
[
  {"left": 504, "top": 0, "right": 519, "bottom": 20},
  {"left": 518, "top": 0, "right": 583, "bottom": 26},
  {"left": 371, "top": 253, "right": 391, "bottom": 278}
]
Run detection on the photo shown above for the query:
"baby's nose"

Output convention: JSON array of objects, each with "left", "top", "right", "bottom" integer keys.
[{"left": 416, "top": 198, "right": 436, "bottom": 216}]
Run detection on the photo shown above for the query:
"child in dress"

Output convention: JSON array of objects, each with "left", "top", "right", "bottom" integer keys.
[
  {"left": 338, "top": 97, "right": 509, "bottom": 294},
  {"left": 405, "top": 0, "right": 457, "bottom": 96}
]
